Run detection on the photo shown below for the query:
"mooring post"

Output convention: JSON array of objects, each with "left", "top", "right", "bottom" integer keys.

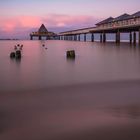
[
  {"left": 91, "top": 33, "right": 94, "bottom": 42},
  {"left": 130, "top": 32, "right": 132, "bottom": 44},
  {"left": 133, "top": 32, "right": 136, "bottom": 45}
]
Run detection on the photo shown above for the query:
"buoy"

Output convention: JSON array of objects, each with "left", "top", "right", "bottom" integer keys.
[
  {"left": 45, "top": 47, "right": 48, "bottom": 49},
  {"left": 42, "top": 44, "right": 45, "bottom": 47},
  {"left": 66, "top": 50, "right": 75, "bottom": 58},
  {"left": 10, "top": 52, "right": 16, "bottom": 58}
]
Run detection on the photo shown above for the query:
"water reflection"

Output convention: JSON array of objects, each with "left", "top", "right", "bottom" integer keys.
[{"left": 107, "top": 104, "right": 140, "bottom": 119}]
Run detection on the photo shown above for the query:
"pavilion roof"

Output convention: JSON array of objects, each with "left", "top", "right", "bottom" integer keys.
[{"left": 38, "top": 24, "right": 48, "bottom": 33}]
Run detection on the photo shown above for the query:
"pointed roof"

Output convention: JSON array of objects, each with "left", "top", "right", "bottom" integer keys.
[
  {"left": 96, "top": 17, "right": 114, "bottom": 25},
  {"left": 113, "top": 13, "right": 130, "bottom": 22},
  {"left": 38, "top": 24, "right": 48, "bottom": 33},
  {"left": 131, "top": 11, "right": 140, "bottom": 18}
]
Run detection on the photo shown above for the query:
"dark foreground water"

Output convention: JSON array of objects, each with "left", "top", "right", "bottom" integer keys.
[{"left": 0, "top": 40, "right": 140, "bottom": 140}]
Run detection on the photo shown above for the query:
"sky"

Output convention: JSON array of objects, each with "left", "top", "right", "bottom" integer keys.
[{"left": 0, "top": 0, "right": 140, "bottom": 39}]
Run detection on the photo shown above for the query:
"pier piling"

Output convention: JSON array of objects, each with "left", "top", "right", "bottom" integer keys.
[
  {"left": 130, "top": 32, "right": 132, "bottom": 45},
  {"left": 133, "top": 32, "right": 136, "bottom": 45},
  {"left": 103, "top": 32, "right": 106, "bottom": 43},
  {"left": 139, "top": 29, "right": 140, "bottom": 46},
  {"left": 84, "top": 34, "right": 86, "bottom": 42},
  {"left": 91, "top": 33, "right": 94, "bottom": 42}
]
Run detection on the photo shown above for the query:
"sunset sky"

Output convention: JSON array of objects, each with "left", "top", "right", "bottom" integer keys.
[{"left": 0, "top": 0, "right": 140, "bottom": 39}]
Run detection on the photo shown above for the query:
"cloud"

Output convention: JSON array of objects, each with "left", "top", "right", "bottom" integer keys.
[{"left": 0, "top": 14, "right": 100, "bottom": 39}]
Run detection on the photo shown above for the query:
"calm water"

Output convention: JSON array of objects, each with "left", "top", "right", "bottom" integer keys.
[
  {"left": 0, "top": 40, "right": 140, "bottom": 140},
  {"left": 1, "top": 40, "right": 140, "bottom": 92}
]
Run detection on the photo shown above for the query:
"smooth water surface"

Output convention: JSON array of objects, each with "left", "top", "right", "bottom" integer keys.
[
  {"left": 0, "top": 40, "right": 140, "bottom": 92},
  {"left": 0, "top": 40, "right": 140, "bottom": 140}
]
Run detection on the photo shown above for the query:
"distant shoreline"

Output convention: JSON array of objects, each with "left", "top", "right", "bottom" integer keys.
[{"left": 0, "top": 39, "right": 19, "bottom": 40}]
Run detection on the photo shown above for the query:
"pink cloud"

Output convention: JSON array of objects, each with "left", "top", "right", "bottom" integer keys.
[
  {"left": 0, "top": 14, "right": 100, "bottom": 38},
  {"left": 42, "top": 14, "right": 99, "bottom": 28},
  {"left": 0, "top": 16, "right": 41, "bottom": 32}
]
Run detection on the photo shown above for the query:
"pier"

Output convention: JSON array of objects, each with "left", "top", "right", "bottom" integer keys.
[
  {"left": 30, "top": 24, "right": 57, "bottom": 40},
  {"left": 58, "top": 11, "right": 140, "bottom": 45}
]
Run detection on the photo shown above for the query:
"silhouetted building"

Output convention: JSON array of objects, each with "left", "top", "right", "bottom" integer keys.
[{"left": 30, "top": 24, "right": 57, "bottom": 40}]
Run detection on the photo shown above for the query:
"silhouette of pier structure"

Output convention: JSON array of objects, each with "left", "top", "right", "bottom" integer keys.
[
  {"left": 30, "top": 24, "right": 57, "bottom": 40},
  {"left": 58, "top": 11, "right": 140, "bottom": 45}
]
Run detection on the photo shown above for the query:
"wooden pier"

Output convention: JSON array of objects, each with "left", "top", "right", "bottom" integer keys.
[
  {"left": 30, "top": 24, "right": 57, "bottom": 40},
  {"left": 58, "top": 11, "right": 140, "bottom": 45}
]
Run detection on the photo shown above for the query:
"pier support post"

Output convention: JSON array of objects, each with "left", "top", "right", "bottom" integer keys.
[
  {"left": 30, "top": 35, "right": 33, "bottom": 40},
  {"left": 91, "top": 33, "right": 94, "bottom": 42},
  {"left": 74, "top": 35, "right": 77, "bottom": 41},
  {"left": 139, "top": 29, "right": 140, "bottom": 46},
  {"left": 100, "top": 34, "right": 103, "bottom": 43},
  {"left": 84, "top": 34, "right": 86, "bottom": 42},
  {"left": 70, "top": 36, "right": 72, "bottom": 41},
  {"left": 71, "top": 36, "right": 73, "bottom": 41},
  {"left": 78, "top": 34, "right": 80, "bottom": 41},
  {"left": 130, "top": 32, "right": 132, "bottom": 44},
  {"left": 103, "top": 32, "right": 106, "bottom": 43},
  {"left": 39, "top": 36, "right": 42, "bottom": 40},
  {"left": 133, "top": 32, "right": 136, "bottom": 46},
  {"left": 116, "top": 30, "right": 120, "bottom": 44},
  {"left": 76, "top": 35, "right": 77, "bottom": 41}
]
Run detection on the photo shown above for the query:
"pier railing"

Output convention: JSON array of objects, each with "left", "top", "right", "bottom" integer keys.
[{"left": 97, "top": 17, "right": 140, "bottom": 30}]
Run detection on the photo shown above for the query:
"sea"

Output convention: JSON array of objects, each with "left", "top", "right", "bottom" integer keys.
[{"left": 0, "top": 40, "right": 140, "bottom": 140}]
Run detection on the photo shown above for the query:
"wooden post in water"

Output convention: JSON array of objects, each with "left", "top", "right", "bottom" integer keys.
[
  {"left": 91, "top": 33, "right": 94, "bottom": 42},
  {"left": 133, "top": 32, "right": 136, "bottom": 46},
  {"left": 84, "top": 33, "right": 86, "bottom": 42},
  {"left": 130, "top": 32, "right": 132, "bottom": 45}
]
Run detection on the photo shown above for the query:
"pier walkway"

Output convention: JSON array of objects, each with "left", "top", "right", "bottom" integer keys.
[{"left": 58, "top": 11, "right": 140, "bottom": 45}]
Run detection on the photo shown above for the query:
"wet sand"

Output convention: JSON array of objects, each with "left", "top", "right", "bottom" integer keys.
[{"left": 0, "top": 80, "right": 140, "bottom": 140}]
